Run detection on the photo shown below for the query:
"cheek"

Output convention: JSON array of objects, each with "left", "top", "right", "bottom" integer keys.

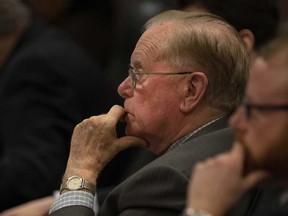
[
  {"left": 257, "top": 132, "right": 288, "bottom": 176},
  {"left": 241, "top": 121, "right": 274, "bottom": 171},
  {"left": 134, "top": 97, "right": 170, "bottom": 127},
  {"left": 244, "top": 123, "right": 266, "bottom": 154},
  {"left": 246, "top": 120, "right": 288, "bottom": 172},
  {"left": 126, "top": 96, "right": 160, "bottom": 134},
  {"left": 267, "top": 122, "right": 288, "bottom": 160},
  {"left": 129, "top": 94, "right": 179, "bottom": 135}
]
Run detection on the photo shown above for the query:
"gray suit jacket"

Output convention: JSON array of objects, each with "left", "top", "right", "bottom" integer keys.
[{"left": 50, "top": 117, "right": 272, "bottom": 216}]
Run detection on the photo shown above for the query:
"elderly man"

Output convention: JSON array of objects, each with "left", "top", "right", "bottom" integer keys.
[
  {"left": 47, "top": 10, "right": 252, "bottom": 216},
  {"left": 185, "top": 27, "right": 288, "bottom": 216}
]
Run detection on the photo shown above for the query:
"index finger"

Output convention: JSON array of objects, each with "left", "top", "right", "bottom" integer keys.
[
  {"left": 230, "top": 142, "right": 245, "bottom": 159},
  {"left": 106, "top": 105, "right": 126, "bottom": 124},
  {"left": 230, "top": 142, "right": 247, "bottom": 174}
]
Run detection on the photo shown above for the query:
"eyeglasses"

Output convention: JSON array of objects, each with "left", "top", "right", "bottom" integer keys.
[
  {"left": 241, "top": 102, "right": 288, "bottom": 119},
  {"left": 128, "top": 68, "right": 194, "bottom": 88}
]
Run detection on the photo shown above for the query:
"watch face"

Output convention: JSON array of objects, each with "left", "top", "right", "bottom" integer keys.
[{"left": 67, "top": 176, "right": 82, "bottom": 190}]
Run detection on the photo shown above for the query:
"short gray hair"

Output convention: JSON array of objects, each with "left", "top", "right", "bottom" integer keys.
[
  {"left": 0, "top": 0, "right": 31, "bottom": 35},
  {"left": 143, "top": 10, "right": 249, "bottom": 113}
]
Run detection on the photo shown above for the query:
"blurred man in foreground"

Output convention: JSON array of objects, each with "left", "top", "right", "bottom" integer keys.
[{"left": 185, "top": 25, "right": 288, "bottom": 216}]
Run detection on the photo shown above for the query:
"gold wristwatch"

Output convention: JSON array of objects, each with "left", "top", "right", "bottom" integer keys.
[{"left": 60, "top": 175, "right": 96, "bottom": 195}]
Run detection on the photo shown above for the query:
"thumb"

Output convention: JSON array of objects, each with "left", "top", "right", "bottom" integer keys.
[
  {"left": 116, "top": 136, "right": 148, "bottom": 150},
  {"left": 243, "top": 170, "right": 271, "bottom": 190}
]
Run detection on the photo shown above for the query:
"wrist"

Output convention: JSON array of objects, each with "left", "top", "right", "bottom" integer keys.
[
  {"left": 187, "top": 200, "right": 224, "bottom": 216},
  {"left": 60, "top": 175, "right": 96, "bottom": 195},
  {"left": 64, "top": 167, "right": 98, "bottom": 185}
]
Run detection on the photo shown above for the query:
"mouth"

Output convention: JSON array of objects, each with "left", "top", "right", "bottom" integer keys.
[
  {"left": 119, "top": 111, "right": 128, "bottom": 123},
  {"left": 124, "top": 112, "right": 135, "bottom": 124},
  {"left": 124, "top": 103, "right": 135, "bottom": 118},
  {"left": 120, "top": 107, "right": 131, "bottom": 123}
]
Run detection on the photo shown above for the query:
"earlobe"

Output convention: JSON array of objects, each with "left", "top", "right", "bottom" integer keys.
[
  {"left": 180, "top": 72, "right": 208, "bottom": 113},
  {"left": 239, "top": 29, "right": 255, "bottom": 54}
]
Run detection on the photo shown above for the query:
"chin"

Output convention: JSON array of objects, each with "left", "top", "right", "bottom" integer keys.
[
  {"left": 124, "top": 123, "right": 142, "bottom": 138},
  {"left": 124, "top": 120, "right": 132, "bottom": 135},
  {"left": 262, "top": 160, "right": 288, "bottom": 180},
  {"left": 245, "top": 151, "right": 288, "bottom": 180}
]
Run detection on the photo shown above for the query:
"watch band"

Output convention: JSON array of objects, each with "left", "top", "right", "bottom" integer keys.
[
  {"left": 60, "top": 175, "right": 96, "bottom": 195},
  {"left": 82, "top": 178, "right": 96, "bottom": 193}
]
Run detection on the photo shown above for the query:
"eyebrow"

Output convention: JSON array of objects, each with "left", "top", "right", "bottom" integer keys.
[{"left": 130, "top": 61, "right": 143, "bottom": 70}]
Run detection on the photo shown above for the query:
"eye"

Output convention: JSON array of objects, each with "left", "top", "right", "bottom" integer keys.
[
  {"left": 134, "top": 72, "right": 142, "bottom": 81},
  {"left": 132, "top": 68, "right": 144, "bottom": 79}
]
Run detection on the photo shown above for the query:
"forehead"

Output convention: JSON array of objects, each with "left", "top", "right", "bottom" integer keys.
[
  {"left": 248, "top": 55, "right": 288, "bottom": 102},
  {"left": 130, "top": 22, "right": 175, "bottom": 67}
]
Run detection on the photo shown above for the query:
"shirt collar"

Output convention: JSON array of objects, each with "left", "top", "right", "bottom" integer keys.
[{"left": 166, "top": 115, "right": 225, "bottom": 153}]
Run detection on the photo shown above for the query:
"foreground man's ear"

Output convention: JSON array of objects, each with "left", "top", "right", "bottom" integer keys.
[{"left": 180, "top": 72, "right": 208, "bottom": 113}]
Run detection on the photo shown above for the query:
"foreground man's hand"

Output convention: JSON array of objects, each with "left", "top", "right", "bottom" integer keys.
[
  {"left": 186, "top": 144, "right": 270, "bottom": 216},
  {"left": 64, "top": 105, "right": 148, "bottom": 184}
]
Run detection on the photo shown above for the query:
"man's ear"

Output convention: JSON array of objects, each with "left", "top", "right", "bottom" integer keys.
[
  {"left": 180, "top": 72, "right": 208, "bottom": 113},
  {"left": 239, "top": 29, "right": 255, "bottom": 54}
]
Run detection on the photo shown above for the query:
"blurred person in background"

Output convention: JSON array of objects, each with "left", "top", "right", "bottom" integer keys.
[
  {"left": 0, "top": 0, "right": 117, "bottom": 212},
  {"left": 22, "top": 0, "right": 115, "bottom": 71},
  {"left": 176, "top": 0, "right": 279, "bottom": 64},
  {"left": 184, "top": 24, "right": 288, "bottom": 216}
]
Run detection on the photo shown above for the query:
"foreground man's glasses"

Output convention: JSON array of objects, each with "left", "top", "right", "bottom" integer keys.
[{"left": 128, "top": 68, "right": 195, "bottom": 88}]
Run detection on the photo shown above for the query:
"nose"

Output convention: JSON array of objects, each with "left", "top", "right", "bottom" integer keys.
[
  {"left": 117, "top": 77, "right": 134, "bottom": 99},
  {"left": 229, "top": 106, "right": 247, "bottom": 133}
]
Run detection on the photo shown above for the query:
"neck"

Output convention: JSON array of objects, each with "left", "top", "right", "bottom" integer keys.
[
  {"left": 184, "top": 106, "right": 226, "bottom": 132},
  {"left": 161, "top": 107, "right": 226, "bottom": 154}
]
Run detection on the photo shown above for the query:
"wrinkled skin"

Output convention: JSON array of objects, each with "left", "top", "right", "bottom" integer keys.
[{"left": 64, "top": 105, "right": 148, "bottom": 184}]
